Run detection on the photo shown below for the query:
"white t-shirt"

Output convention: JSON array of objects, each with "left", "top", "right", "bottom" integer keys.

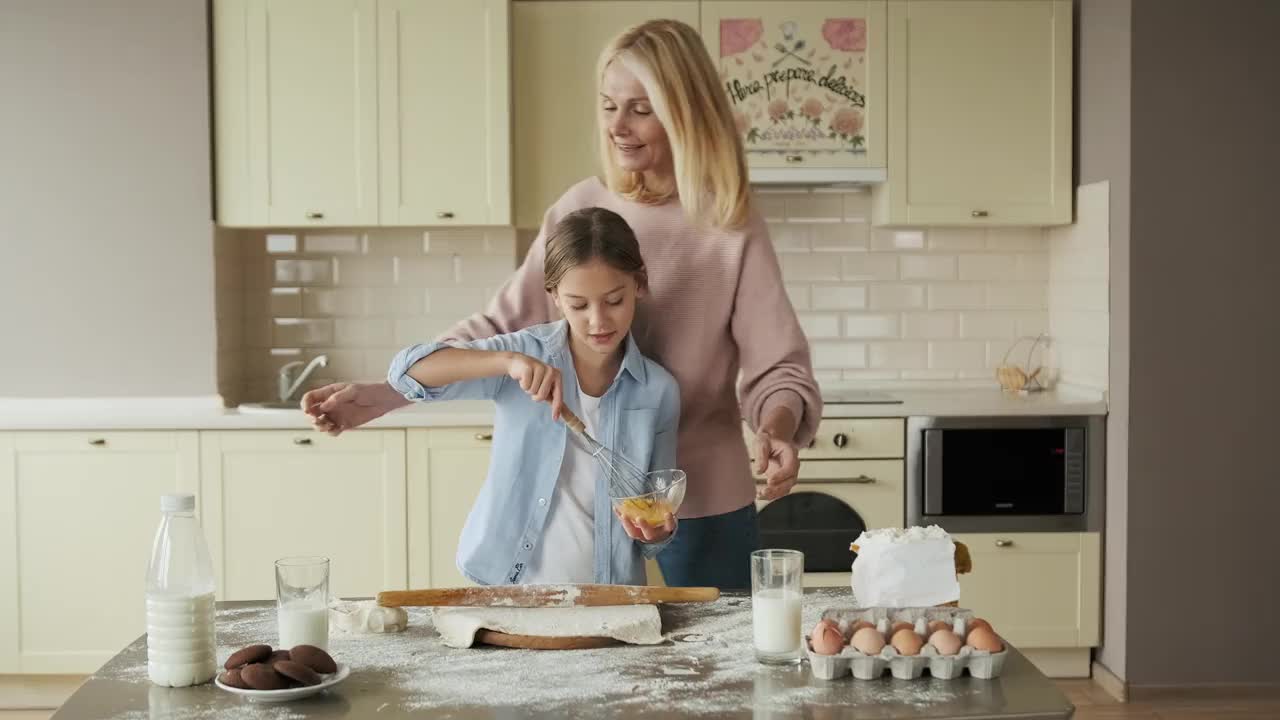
[{"left": 522, "top": 389, "right": 602, "bottom": 584}]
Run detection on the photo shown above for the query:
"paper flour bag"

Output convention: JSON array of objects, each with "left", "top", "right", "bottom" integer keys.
[{"left": 850, "top": 526, "right": 961, "bottom": 607}]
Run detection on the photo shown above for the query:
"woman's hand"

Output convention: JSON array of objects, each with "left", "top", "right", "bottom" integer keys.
[
  {"left": 753, "top": 428, "right": 801, "bottom": 501},
  {"left": 301, "top": 382, "right": 407, "bottom": 436},
  {"left": 506, "top": 353, "right": 566, "bottom": 420},
  {"left": 616, "top": 509, "right": 677, "bottom": 544}
]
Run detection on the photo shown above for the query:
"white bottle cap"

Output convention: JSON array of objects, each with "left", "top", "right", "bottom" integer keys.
[{"left": 161, "top": 493, "right": 196, "bottom": 513}]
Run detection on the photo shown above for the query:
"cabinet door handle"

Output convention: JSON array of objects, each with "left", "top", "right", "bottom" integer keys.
[
  {"left": 474, "top": 432, "right": 493, "bottom": 441},
  {"left": 971, "top": 209, "right": 989, "bottom": 218},
  {"left": 88, "top": 438, "right": 106, "bottom": 447},
  {"left": 305, "top": 211, "right": 325, "bottom": 220},
  {"left": 995, "top": 539, "right": 1014, "bottom": 548},
  {"left": 784, "top": 154, "right": 804, "bottom": 164},
  {"left": 436, "top": 211, "right": 455, "bottom": 219},
  {"left": 848, "top": 474, "right": 876, "bottom": 484},
  {"left": 832, "top": 432, "right": 849, "bottom": 448},
  {"left": 293, "top": 437, "right": 313, "bottom": 446}
]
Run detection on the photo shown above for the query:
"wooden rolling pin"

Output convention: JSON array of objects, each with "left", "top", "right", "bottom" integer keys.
[{"left": 377, "top": 584, "right": 719, "bottom": 609}]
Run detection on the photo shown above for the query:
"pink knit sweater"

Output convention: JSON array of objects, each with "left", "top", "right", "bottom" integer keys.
[{"left": 443, "top": 178, "right": 822, "bottom": 518}]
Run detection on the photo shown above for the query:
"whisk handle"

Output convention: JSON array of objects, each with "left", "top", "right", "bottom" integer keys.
[{"left": 560, "top": 407, "right": 587, "bottom": 434}]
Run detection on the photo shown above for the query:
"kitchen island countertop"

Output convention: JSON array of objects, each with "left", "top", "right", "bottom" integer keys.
[{"left": 55, "top": 589, "right": 1074, "bottom": 720}]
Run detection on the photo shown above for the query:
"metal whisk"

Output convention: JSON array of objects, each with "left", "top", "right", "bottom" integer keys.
[{"left": 560, "top": 407, "right": 651, "bottom": 499}]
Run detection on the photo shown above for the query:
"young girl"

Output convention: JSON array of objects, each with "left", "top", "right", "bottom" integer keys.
[{"left": 385, "top": 207, "right": 680, "bottom": 586}]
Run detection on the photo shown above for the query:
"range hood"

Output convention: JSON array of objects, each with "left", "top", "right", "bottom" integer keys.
[{"left": 749, "top": 166, "right": 887, "bottom": 185}]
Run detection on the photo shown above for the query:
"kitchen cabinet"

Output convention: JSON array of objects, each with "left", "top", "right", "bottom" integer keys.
[
  {"left": 213, "top": 0, "right": 379, "bottom": 227},
  {"left": 378, "top": 0, "right": 511, "bottom": 225},
  {"left": 871, "top": 0, "right": 1072, "bottom": 226},
  {"left": 952, "top": 532, "right": 1101, "bottom": 648},
  {"left": 0, "top": 432, "right": 199, "bottom": 674},
  {"left": 406, "top": 428, "right": 492, "bottom": 588},
  {"left": 214, "top": 0, "right": 510, "bottom": 227},
  {"left": 511, "top": 1, "right": 700, "bottom": 229},
  {"left": 199, "top": 430, "right": 408, "bottom": 601},
  {"left": 700, "top": 1, "right": 886, "bottom": 182}
]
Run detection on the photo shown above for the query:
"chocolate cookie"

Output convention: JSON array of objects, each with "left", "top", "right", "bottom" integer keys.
[
  {"left": 240, "top": 662, "right": 289, "bottom": 691},
  {"left": 274, "top": 659, "right": 322, "bottom": 687},
  {"left": 217, "top": 667, "right": 249, "bottom": 689},
  {"left": 289, "top": 645, "right": 337, "bottom": 674},
  {"left": 265, "top": 649, "right": 291, "bottom": 664},
  {"left": 224, "top": 643, "right": 271, "bottom": 670}
]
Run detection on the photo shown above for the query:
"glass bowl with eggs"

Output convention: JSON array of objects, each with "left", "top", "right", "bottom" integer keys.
[{"left": 609, "top": 469, "right": 686, "bottom": 528}]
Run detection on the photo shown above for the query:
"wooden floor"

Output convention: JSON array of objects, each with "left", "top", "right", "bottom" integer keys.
[
  {"left": 1059, "top": 680, "right": 1280, "bottom": 719},
  {"left": 2, "top": 677, "right": 1278, "bottom": 719}
]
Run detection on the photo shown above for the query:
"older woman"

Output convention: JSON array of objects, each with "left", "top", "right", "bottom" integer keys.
[{"left": 304, "top": 19, "right": 821, "bottom": 589}]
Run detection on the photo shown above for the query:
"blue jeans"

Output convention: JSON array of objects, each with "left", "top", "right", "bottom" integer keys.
[{"left": 657, "top": 502, "right": 760, "bottom": 590}]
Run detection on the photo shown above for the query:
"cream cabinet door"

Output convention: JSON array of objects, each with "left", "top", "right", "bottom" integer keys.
[
  {"left": 700, "top": 1, "right": 886, "bottom": 177},
  {"left": 214, "top": 0, "right": 379, "bottom": 227},
  {"left": 0, "top": 432, "right": 199, "bottom": 674},
  {"left": 406, "top": 428, "right": 492, "bottom": 588},
  {"left": 511, "top": 1, "right": 700, "bottom": 229},
  {"left": 200, "top": 430, "right": 407, "bottom": 601},
  {"left": 872, "top": 0, "right": 1072, "bottom": 226},
  {"left": 953, "top": 532, "right": 1101, "bottom": 648},
  {"left": 378, "top": 0, "right": 511, "bottom": 225}
]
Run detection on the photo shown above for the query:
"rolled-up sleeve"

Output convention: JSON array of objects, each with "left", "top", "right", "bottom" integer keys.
[{"left": 388, "top": 332, "right": 529, "bottom": 403}]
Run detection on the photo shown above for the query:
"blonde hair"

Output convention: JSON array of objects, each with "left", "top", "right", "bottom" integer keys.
[{"left": 597, "top": 19, "right": 752, "bottom": 230}]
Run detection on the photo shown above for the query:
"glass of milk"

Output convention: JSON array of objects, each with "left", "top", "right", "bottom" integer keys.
[
  {"left": 275, "top": 556, "right": 330, "bottom": 650},
  {"left": 750, "top": 549, "right": 804, "bottom": 664}
]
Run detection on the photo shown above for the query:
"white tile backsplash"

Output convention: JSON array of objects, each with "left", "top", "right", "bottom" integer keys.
[
  {"left": 772, "top": 189, "right": 1062, "bottom": 385},
  {"left": 1049, "top": 183, "right": 1110, "bottom": 391},
  {"left": 227, "top": 226, "right": 517, "bottom": 397},
  {"left": 812, "top": 286, "right": 868, "bottom": 310},
  {"left": 219, "top": 188, "right": 1108, "bottom": 393},
  {"left": 843, "top": 313, "right": 900, "bottom": 339}
]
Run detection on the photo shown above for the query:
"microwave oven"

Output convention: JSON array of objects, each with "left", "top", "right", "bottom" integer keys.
[{"left": 906, "top": 415, "right": 1105, "bottom": 532}]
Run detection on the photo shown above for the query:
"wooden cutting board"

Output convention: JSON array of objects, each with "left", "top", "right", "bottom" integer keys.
[
  {"left": 474, "top": 629, "right": 618, "bottom": 650},
  {"left": 378, "top": 584, "right": 719, "bottom": 609}
]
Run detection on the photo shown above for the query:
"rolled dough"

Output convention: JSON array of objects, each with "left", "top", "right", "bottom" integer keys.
[{"left": 432, "top": 604, "right": 663, "bottom": 649}]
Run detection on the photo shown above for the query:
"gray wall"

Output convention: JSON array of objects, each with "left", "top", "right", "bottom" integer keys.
[
  {"left": 1126, "top": 0, "right": 1280, "bottom": 688},
  {"left": 1075, "top": 0, "right": 1131, "bottom": 681},
  {"left": 0, "top": 0, "right": 217, "bottom": 397}
]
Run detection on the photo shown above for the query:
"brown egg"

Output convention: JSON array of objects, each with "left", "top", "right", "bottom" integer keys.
[
  {"left": 849, "top": 620, "right": 876, "bottom": 635},
  {"left": 850, "top": 626, "right": 886, "bottom": 655},
  {"left": 927, "top": 620, "right": 952, "bottom": 636},
  {"left": 966, "top": 618, "right": 993, "bottom": 638},
  {"left": 966, "top": 626, "right": 1004, "bottom": 653},
  {"left": 889, "top": 621, "right": 913, "bottom": 640},
  {"left": 929, "top": 629, "right": 963, "bottom": 656},
  {"left": 810, "top": 620, "right": 845, "bottom": 655},
  {"left": 890, "top": 629, "right": 924, "bottom": 656}
]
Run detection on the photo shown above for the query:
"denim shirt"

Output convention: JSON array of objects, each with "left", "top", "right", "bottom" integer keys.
[{"left": 387, "top": 320, "right": 681, "bottom": 586}]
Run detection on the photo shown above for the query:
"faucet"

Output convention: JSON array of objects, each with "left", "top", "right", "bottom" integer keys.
[{"left": 278, "top": 354, "right": 329, "bottom": 404}]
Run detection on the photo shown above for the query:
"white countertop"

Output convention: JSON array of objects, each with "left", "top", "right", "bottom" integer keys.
[{"left": 0, "top": 386, "right": 1105, "bottom": 431}]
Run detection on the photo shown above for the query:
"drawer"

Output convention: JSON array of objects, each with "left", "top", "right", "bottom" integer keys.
[
  {"left": 951, "top": 532, "right": 1101, "bottom": 648},
  {"left": 744, "top": 418, "right": 905, "bottom": 460}
]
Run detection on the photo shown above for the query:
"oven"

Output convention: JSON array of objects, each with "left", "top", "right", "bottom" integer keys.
[
  {"left": 906, "top": 415, "right": 1105, "bottom": 533},
  {"left": 751, "top": 418, "right": 906, "bottom": 587}
]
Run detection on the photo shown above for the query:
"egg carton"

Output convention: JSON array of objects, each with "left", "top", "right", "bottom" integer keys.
[{"left": 803, "top": 606, "right": 1008, "bottom": 681}]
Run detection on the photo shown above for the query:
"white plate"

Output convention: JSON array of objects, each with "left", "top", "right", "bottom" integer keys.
[{"left": 215, "top": 663, "right": 350, "bottom": 703}]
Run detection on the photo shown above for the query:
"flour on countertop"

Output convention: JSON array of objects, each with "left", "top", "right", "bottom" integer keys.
[{"left": 97, "top": 589, "right": 983, "bottom": 719}]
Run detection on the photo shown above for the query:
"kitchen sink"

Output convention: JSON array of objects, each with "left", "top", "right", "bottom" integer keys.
[{"left": 237, "top": 401, "right": 303, "bottom": 414}]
